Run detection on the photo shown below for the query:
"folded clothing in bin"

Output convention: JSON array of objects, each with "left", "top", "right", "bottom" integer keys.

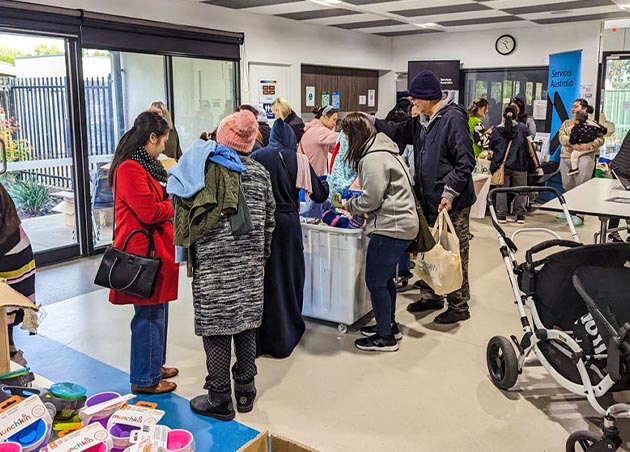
[{"left": 322, "top": 208, "right": 365, "bottom": 229}]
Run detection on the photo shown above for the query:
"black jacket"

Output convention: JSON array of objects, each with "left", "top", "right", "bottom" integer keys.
[
  {"left": 285, "top": 111, "right": 305, "bottom": 144},
  {"left": 375, "top": 93, "right": 476, "bottom": 219},
  {"left": 490, "top": 122, "right": 531, "bottom": 173}
]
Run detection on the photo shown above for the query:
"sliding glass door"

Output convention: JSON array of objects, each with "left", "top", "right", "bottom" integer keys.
[{"left": 0, "top": 31, "right": 79, "bottom": 258}]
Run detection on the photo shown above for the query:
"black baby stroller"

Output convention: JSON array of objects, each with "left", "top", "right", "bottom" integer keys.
[{"left": 486, "top": 186, "right": 630, "bottom": 452}]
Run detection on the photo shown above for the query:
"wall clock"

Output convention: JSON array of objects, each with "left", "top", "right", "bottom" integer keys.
[{"left": 496, "top": 34, "right": 516, "bottom": 56}]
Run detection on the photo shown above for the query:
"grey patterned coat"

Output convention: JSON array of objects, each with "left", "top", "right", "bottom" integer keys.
[{"left": 192, "top": 156, "right": 276, "bottom": 336}]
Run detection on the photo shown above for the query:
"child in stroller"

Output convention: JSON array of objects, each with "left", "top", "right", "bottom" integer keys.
[{"left": 486, "top": 185, "right": 630, "bottom": 452}]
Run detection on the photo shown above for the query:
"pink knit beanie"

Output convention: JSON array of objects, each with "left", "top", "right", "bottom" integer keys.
[{"left": 216, "top": 111, "right": 259, "bottom": 154}]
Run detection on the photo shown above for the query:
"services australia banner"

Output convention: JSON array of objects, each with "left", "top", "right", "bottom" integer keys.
[{"left": 547, "top": 50, "right": 582, "bottom": 161}]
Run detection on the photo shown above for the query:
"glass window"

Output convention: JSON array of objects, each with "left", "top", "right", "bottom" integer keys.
[
  {"left": 82, "top": 50, "right": 165, "bottom": 248},
  {"left": 172, "top": 57, "right": 237, "bottom": 151},
  {"left": 464, "top": 68, "right": 549, "bottom": 132},
  {"left": 0, "top": 32, "right": 78, "bottom": 253}
]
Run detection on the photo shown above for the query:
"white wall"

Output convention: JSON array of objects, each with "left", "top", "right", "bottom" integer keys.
[
  {"left": 29, "top": 0, "right": 396, "bottom": 117},
  {"left": 392, "top": 21, "right": 603, "bottom": 98}
]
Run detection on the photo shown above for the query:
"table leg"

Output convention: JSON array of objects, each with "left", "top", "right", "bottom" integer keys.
[{"left": 598, "top": 217, "right": 608, "bottom": 244}]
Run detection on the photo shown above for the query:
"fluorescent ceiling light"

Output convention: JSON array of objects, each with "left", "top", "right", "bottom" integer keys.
[
  {"left": 309, "top": 0, "right": 341, "bottom": 5},
  {"left": 414, "top": 22, "right": 438, "bottom": 28}
]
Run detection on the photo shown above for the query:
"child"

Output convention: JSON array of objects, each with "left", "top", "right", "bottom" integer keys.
[{"left": 568, "top": 110, "right": 607, "bottom": 176}]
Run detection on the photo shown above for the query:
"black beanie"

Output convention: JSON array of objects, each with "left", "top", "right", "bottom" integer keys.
[{"left": 409, "top": 70, "right": 443, "bottom": 101}]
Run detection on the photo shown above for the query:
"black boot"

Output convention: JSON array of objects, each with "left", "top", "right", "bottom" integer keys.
[
  {"left": 407, "top": 298, "right": 444, "bottom": 313},
  {"left": 190, "top": 390, "right": 234, "bottom": 421},
  {"left": 234, "top": 380, "right": 256, "bottom": 413}
]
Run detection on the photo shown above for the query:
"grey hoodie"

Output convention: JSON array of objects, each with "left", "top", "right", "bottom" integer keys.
[{"left": 346, "top": 133, "right": 419, "bottom": 241}]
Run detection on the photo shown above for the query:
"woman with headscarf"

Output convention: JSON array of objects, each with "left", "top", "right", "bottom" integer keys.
[{"left": 251, "top": 119, "right": 328, "bottom": 359}]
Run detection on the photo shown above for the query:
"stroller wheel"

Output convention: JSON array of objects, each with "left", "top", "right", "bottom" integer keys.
[
  {"left": 486, "top": 336, "right": 519, "bottom": 390},
  {"left": 565, "top": 430, "right": 603, "bottom": 452}
]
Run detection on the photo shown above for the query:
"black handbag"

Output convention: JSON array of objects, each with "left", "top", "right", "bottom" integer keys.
[
  {"left": 229, "top": 179, "right": 254, "bottom": 236},
  {"left": 94, "top": 229, "right": 162, "bottom": 299}
]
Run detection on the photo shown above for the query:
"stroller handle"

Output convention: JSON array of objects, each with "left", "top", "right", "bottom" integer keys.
[
  {"left": 487, "top": 186, "right": 566, "bottom": 205},
  {"left": 525, "top": 239, "right": 582, "bottom": 268}
]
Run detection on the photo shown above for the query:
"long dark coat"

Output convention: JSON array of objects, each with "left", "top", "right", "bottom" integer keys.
[{"left": 251, "top": 119, "right": 328, "bottom": 358}]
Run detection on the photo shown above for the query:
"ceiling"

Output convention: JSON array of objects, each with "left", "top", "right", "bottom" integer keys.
[{"left": 200, "top": 0, "right": 630, "bottom": 36}]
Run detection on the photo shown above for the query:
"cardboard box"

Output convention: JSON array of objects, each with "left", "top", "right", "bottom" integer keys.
[
  {"left": 238, "top": 431, "right": 319, "bottom": 452},
  {"left": 0, "top": 280, "right": 38, "bottom": 374}
]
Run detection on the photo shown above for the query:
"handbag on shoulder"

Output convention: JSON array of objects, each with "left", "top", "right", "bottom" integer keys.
[
  {"left": 94, "top": 229, "right": 162, "bottom": 299},
  {"left": 491, "top": 140, "right": 512, "bottom": 186}
]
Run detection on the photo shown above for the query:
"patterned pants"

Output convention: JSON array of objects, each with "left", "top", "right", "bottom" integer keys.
[
  {"left": 421, "top": 208, "right": 471, "bottom": 311},
  {"left": 202, "top": 329, "right": 257, "bottom": 396}
]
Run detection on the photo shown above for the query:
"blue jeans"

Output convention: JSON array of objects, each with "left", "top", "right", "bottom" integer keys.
[
  {"left": 365, "top": 234, "right": 412, "bottom": 337},
  {"left": 398, "top": 254, "right": 410, "bottom": 275},
  {"left": 130, "top": 303, "right": 168, "bottom": 386}
]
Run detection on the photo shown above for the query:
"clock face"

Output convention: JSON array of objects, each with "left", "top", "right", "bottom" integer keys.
[{"left": 496, "top": 35, "right": 516, "bottom": 55}]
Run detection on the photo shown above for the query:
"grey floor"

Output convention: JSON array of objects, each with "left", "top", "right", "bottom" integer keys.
[
  {"left": 31, "top": 211, "right": 630, "bottom": 451},
  {"left": 35, "top": 255, "right": 102, "bottom": 305}
]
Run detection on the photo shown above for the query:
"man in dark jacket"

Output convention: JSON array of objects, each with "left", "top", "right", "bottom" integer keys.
[{"left": 375, "top": 70, "right": 476, "bottom": 324}]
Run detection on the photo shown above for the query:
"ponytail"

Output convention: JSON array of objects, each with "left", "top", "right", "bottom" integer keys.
[
  {"left": 467, "top": 98, "right": 489, "bottom": 116},
  {"left": 574, "top": 98, "right": 594, "bottom": 115},
  {"left": 313, "top": 105, "right": 338, "bottom": 119},
  {"left": 501, "top": 106, "right": 517, "bottom": 139}
]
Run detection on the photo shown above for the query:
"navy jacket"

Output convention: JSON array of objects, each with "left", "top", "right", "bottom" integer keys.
[
  {"left": 251, "top": 119, "right": 328, "bottom": 213},
  {"left": 375, "top": 93, "right": 476, "bottom": 219},
  {"left": 489, "top": 122, "right": 531, "bottom": 174}
]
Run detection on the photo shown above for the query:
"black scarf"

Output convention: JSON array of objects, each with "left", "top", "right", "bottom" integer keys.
[{"left": 130, "top": 146, "right": 168, "bottom": 186}]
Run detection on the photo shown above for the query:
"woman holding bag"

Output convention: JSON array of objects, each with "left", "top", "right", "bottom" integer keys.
[
  {"left": 342, "top": 113, "right": 426, "bottom": 352},
  {"left": 108, "top": 111, "right": 179, "bottom": 395},
  {"left": 489, "top": 106, "right": 533, "bottom": 225}
]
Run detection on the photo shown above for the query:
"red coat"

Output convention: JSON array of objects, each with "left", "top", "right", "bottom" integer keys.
[{"left": 109, "top": 160, "right": 179, "bottom": 306}]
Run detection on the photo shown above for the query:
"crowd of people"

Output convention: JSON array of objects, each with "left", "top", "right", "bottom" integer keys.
[{"left": 0, "top": 69, "right": 612, "bottom": 422}]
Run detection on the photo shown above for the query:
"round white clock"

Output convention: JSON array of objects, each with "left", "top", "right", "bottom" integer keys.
[{"left": 495, "top": 34, "right": 516, "bottom": 56}]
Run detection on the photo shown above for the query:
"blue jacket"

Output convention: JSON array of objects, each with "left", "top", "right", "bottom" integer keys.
[
  {"left": 167, "top": 139, "right": 245, "bottom": 198},
  {"left": 375, "top": 93, "right": 476, "bottom": 219},
  {"left": 490, "top": 121, "right": 531, "bottom": 174}
]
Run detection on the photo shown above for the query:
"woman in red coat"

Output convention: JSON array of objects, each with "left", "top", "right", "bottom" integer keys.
[{"left": 108, "top": 111, "right": 179, "bottom": 394}]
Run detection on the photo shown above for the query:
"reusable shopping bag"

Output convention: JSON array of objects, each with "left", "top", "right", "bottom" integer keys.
[{"left": 414, "top": 210, "right": 463, "bottom": 295}]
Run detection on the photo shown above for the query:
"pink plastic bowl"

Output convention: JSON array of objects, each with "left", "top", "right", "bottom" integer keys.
[
  {"left": 0, "top": 443, "right": 22, "bottom": 452},
  {"left": 167, "top": 429, "right": 194, "bottom": 452}
]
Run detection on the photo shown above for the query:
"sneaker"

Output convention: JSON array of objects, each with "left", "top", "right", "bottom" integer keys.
[
  {"left": 497, "top": 216, "right": 507, "bottom": 224},
  {"left": 434, "top": 308, "right": 471, "bottom": 324},
  {"left": 516, "top": 216, "right": 525, "bottom": 225},
  {"left": 556, "top": 212, "right": 566, "bottom": 220},
  {"left": 354, "top": 334, "right": 399, "bottom": 352},
  {"left": 407, "top": 299, "right": 444, "bottom": 313},
  {"left": 571, "top": 216, "right": 584, "bottom": 227},
  {"left": 190, "top": 394, "right": 235, "bottom": 421},
  {"left": 360, "top": 323, "right": 403, "bottom": 341}
]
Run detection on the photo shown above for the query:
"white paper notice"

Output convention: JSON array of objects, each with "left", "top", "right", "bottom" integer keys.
[
  {"left": 359, "top": 95, "right": 367, "bottom": 105},
  {"left": 533, "top": 100, "right": 547, "bottom": 120},
  {"left": 305, "top": 86, "right": 315, "bottom": 107},
  {"left": 368, "top": 89, "right": 375, "bottom": 107}
]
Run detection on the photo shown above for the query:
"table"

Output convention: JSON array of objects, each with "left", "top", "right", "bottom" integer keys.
[
  {"left": 51, "top": 191, "right": 75, "bottom": 227},
  {"left": 540, "top": 178, "right": 630, "bottom": 243}
]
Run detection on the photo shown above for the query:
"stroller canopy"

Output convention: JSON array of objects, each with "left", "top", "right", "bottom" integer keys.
[{"left": 531, "top": 242, "right": 630, "bottom": 330}]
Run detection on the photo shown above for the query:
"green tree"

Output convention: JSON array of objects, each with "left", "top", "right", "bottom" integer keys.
[
  {"left": 33, "top": 43, "right": 63, "bottom": 56},
  {"left": 606, "top": 60, "right": 630, "bottom": 89}
]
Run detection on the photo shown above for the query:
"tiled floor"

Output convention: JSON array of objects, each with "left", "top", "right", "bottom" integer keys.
[{"left": 23, "top": 210, "right": 630, "bottom": 452}]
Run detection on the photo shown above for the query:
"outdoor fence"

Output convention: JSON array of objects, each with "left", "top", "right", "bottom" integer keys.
[{"left": 0, "top": 75, "right": 116, "bottom": 189}]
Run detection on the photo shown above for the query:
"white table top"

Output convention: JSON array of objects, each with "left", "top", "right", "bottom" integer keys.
[{"left": 540, "top": 178, "right": 630, "bottom": 218}]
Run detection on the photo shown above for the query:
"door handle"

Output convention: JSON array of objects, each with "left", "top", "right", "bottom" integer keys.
[{"left": 0, "top": 138, "right": 6, "bottom": 175}]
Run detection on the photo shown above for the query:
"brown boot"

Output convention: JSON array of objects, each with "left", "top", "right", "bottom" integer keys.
[
  {"left": 131, "top": 380, "right": 177, "bottom": 395},
  {"left": 161, "top": 367, "right": 179, "bottom": 379}
]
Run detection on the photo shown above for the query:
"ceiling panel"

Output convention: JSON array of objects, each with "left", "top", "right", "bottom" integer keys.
[{"left": 199, "top": 0, "right": 629, "bottom": 36}]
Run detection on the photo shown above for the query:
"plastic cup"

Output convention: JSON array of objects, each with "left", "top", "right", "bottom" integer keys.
[
  {"left": 85, "top": 391, "right": 121, "bottom": 427},
  {"left": 84, "top": 444, "right": 108, "bottom": 452},
  {"left": 167, "top": 429, "right": 194, "bottom": 452},
  {"left": 8, "top": 419, "right": 48, "bottom": 450},
  {"left": 109, "top": 423, "right": 140, "bottom": 449}
]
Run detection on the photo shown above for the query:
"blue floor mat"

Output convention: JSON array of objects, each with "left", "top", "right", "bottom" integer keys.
[{"left": 16, "top": 331, "right": 259, "bottom": 451}]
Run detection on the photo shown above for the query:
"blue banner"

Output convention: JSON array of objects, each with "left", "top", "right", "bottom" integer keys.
[{"left": 547, "top": 50, "right": 582, "bottom": 161}]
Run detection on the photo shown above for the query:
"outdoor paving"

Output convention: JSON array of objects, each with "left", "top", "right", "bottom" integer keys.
[{"left": 21, "top": 212, "right": 112, "bottom": 252}]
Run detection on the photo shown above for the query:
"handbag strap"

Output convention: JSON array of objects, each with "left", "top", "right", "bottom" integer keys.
[
  {"left": 108, "top": 258, "right": 145, "bottom": 291},
  {"left": 501, "top": 140, "right": 513, "bottom": 166},
  {"left": 122, "top": 229, "right": 156, "bottom": 256}
]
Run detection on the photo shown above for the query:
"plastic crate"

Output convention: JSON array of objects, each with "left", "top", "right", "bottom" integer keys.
[{"left": 301, "top": 222, "right": 371, "bottom": 332}]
